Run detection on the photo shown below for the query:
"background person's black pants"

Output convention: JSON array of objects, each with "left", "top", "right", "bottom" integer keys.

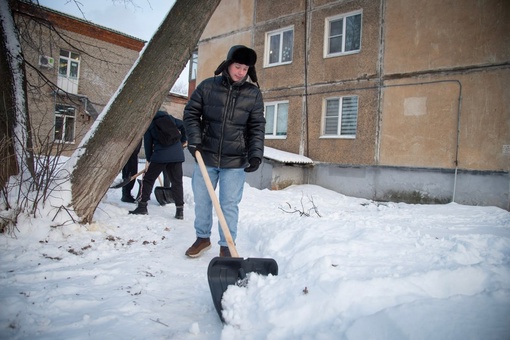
[
  {"left": 121, "top": 141, "right": 142, "bottom": 197},
  {"left": 139, "top": 162, "right": 184, "bottom": 206}
]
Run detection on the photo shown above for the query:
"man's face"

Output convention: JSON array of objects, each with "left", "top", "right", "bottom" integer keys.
[{"left": 228, "top": 62, "right": 249, "bottom": 82}]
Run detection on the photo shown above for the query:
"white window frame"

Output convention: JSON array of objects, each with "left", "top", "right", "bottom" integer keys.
[
  {"left": 324, "top": 10, "right": 362, "bottom": 58},
  {"left": 264, "top": 26, "right": 294, "bottom": 67},
  {"left": 264, "top": 100, "right": 289, "bottom": 139},
  {"left": 321, "top": 96, "right": 358, "bottom": 139},
  {"left": 57, "top": 49, "right": 80, "bottom": 94},
  {"left": 54, "top": 104, "right": 76, "bottom": 144}
]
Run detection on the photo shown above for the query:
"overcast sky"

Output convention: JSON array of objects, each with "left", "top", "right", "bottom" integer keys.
[
  {"left": 38, "top": 0, "right": 176, "bottom": 41},
  {"left": 37, "top": 0, "right": 188, "bottom": 91}
]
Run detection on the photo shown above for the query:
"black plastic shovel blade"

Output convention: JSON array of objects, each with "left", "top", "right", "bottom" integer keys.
[
  {"left": 154, "top": 187, "right": 174, "bottom": 206},
  {"left": 110, "top": 178, "right": 131, "bottom": 189},
  {"left": 207, "top": 257, "right": 278, "bottom": 322}
]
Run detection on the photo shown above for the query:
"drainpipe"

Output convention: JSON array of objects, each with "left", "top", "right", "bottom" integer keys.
[
  {"left": 452, "top": 81, "right": 463, "bottom": 203},
  {"left": 83, "top": 97, "right": 90, "bottom": 118},
  {"left": 375, "top": 0, "right": 386, "bottom": 166},
  {"left": 301, "top": 0, "right": 311, "bottom": 158}
]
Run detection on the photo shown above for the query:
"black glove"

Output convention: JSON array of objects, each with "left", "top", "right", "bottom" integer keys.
[
  {"left": 188, "top": 144, "right": 202, "bottom": 161},
  {"left": 244, "top": 158, "right": 261, "bottom": 173}
]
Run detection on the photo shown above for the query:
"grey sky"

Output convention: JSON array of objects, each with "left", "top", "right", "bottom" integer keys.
[
  {"left": 37, "top": 0, "right": 188, "bottom": 92},
  {"left": 38, "top": 0, "right": 176, "bottom": 41}
]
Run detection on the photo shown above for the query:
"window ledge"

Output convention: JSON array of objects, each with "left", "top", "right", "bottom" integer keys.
[
  {"left": 263, "top": 61, "right": 292, "bottom": 69},
  {"left": 265, "top": 135, "right": 287, "bottom": 140},
  {"left": 319, "top": 135, "right": 356, "bottom": 139}
]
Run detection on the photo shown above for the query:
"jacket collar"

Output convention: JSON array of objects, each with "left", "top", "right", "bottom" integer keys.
[{"left": 221, "top": 70, "right": 247, "bottom": 87}]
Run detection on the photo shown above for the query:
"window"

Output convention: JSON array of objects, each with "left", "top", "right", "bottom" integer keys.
[
  {"left": 58, "top": 50, "right": 79, "bottom": 78},
  {"left": 323, "top": 96, "right": 358, "bottom": 138},
  {"left": 265, "top": 27, "right": 293, "bottom": 67},
  {"left": 324, "top": 11, "right": 362, "bottom": 57},
  {"left": 265, "top": 101, "right": 288, "bottom": 138},
  {"left": 57, "top": 49, "right": 80, "bottom": 94},
  {"left": 54, "top": 104, "right": 76, "bottom": 143}
]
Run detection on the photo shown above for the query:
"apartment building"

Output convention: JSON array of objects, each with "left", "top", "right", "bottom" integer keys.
[
  {"left": 192, "top": 0, "right": 510, "bottom": 209},
  {"left": 12, "top": 1, "right": 188, "bottom": 160},
  {"left": 11, "top": 1, "right": 145, "bottom": 155}
]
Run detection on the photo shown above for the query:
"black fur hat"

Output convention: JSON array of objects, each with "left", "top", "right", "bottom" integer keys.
[
  {"left": 214, "top": 45, "right": 258, "bottom": 84},
  {"left": 229, "top": 45, "right": 257, "bottom": 66}
]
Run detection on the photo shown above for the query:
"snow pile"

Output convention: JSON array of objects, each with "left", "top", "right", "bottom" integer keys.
[{"left": 1, "top": 176, "right": 509, "bottom": 339}]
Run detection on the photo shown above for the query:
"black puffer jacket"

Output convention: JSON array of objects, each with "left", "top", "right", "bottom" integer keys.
[{"left": 183, "top": 72, "right": 265, "bottom": 168}]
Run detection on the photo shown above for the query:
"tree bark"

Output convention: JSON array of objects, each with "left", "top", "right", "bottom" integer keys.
[
  {"left": 70, "top": 0, "right": 221, "bottom": 223},
  {"left": 0, "top": 0, "right": 34, "bottom": 200}
]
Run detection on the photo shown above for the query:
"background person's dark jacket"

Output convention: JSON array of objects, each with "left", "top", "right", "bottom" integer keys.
[
  {"left": 144, "top": 111, "right": 187, "bottom": 163},
  {"left": 183, "top": 73, "right": 265, "bottom": 168}
]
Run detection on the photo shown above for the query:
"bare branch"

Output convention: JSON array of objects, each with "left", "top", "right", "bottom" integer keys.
[{"left": 278, "top": 192, "right": 321, "bottom": 217}]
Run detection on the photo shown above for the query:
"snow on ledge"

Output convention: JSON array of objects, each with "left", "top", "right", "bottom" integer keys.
[{"left": 263, "top": 146, "right": 313, "bottom": 164}]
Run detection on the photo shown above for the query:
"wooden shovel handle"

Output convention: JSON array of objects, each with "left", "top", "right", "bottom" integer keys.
[
  {"left": 130, "top": 168, "right": 146, "bottom": 181},
  {"left": 195, "top": 151, "right": 240, "bottom": 258}
]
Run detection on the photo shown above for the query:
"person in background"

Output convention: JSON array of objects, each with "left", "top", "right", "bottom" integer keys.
[
  {"left": 183, "top": 45, "right": 265, "bottom": 258},
  {"left": 129, "top": 110, "right": 187, "bottom": 219},
  {"left": 121, "top": 140, "right": 142, "bottom": 203}
]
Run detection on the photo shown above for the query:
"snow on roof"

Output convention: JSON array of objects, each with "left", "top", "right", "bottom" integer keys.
[{"left": 263, "top": 146, "right": 314, "bottom": 164}]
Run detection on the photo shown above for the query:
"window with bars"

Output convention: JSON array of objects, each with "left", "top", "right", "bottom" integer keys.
[
  {"left": 54, "top": 104, "right": 76, "bottom": 143},
  {"left": 265, "top": 101, "right": 288, "bottom": 138},
  {"left": 324, "top": 11, "right": 362, "bottom": 57},
  {"left": 265, "top": 27, "right": 294, "bottom": 67},
  {"left": 323, "top": 96, "right": 358, "bottom": 138}
]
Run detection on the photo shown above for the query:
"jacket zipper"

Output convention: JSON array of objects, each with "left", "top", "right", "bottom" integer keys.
[
  {"left": 218, "top": 85, "right": 232, "bottom": 166},
  {"left": 218, "top": 83, "right": 239, "bottom": 167}
]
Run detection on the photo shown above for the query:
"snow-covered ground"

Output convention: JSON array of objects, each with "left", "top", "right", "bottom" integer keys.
[{"left": 1, "top": 174, "right": 510, "bottom": 339}]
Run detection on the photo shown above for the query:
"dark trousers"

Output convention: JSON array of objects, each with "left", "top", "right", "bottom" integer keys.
[
  {"left": 122, "top": 141, "right": 142, "bottom": 196},
  {"left": 140, "top": 162, "right": 184, "bottom": 206}
]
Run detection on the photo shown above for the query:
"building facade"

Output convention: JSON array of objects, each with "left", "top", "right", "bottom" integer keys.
[
  {"left": 12, "top": 1, "right": 145, "bottom": 156},
  {"left": 192, "top": 0, "right": 510, "bottom": 209}
]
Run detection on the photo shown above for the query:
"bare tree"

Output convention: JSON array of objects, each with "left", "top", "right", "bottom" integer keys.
[
  {"left": 1, "top": 0, "right": 221, "bottom": 228},
  {"left": 69, "top": 0, "right": 221, "bottom": 223},
  {"left": 0, "top": 0, "right": 36, "bottom": 230}
]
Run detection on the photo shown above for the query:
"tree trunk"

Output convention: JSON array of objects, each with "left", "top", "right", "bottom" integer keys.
[
  {"left": 69, "top": 0, "right": 221, "bottom": 223},
  {"left": 0, "top": 0, "right": 34, "bottom": 201}
]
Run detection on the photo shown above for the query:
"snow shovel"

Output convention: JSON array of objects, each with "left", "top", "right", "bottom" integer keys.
[
  {"left": 154, "top": 183, "right": 174, "bottom": 206},
  {"left": 195, "top": 151, "right": 278, "bottom": 323},
  {"left": 128, "top": 171, "right": 170, "bottom": 205},
  {"left": 110, "top": 168, "right": 146, "bottom": 189},
  {"left": 131, "top": 161, "right": 171, "bottom": 205}
]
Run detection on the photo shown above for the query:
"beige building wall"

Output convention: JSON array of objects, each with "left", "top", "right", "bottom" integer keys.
[
  {"left": 254, "top": 0, "right": 381, "bottom": 164},
  {"left": 306, "top": 0, "right": 380, "bottom": 84},
  {"left": 197, "top": 32, "right": 253, "bottom": 82},
  {"left": 197, "top": 0, "right": 255, "bottom": 82},
  {"left": 196, "top": 0, "right": 509, "bottom": 172},
  {"left": 456, "top": 70, "right": 510, "bottom": 171},
  {"left": 379, "top": 78, "right": 460, "bottom": 168},
  {"left": 382, "top": 0, "right": 510, "bottom": 171},
  {"left": 384, "top": 0, "right": 510, "bottom": 73},
  {"left": 191, "top": 0, "right": 509, "bottom": 208}
]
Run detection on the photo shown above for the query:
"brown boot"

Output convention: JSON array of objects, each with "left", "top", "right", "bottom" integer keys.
[
  {"left": 185, "top": 237, "right": 211, "bottom": 258},
  {"left": 219, "top": 246, "right": 231, "bottom": 257}
]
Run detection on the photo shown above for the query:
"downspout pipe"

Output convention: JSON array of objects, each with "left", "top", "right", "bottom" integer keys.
[{"left": 302, "top": 0, "right": 310, "bottom": 158}]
